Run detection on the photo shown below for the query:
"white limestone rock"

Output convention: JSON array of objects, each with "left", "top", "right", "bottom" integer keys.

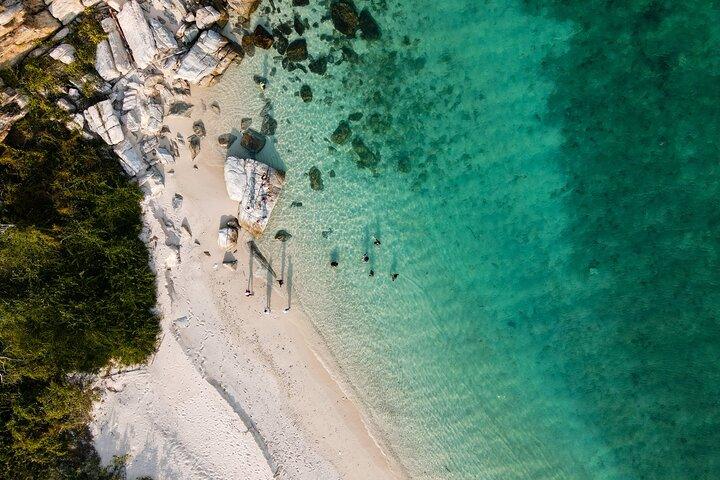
[
  {"left": 224, "top": 156, "right": 285, "bottom": 237},
  {"left": 175, "top": 29, "right": 236, "bottom": 84},
  {"left": 195, "top": 5, "right": 221, "bottom": 29},
  {"left": 120, "top": 84, "right": 163, "bottom": 134},
  {"left": 84, "top": 100, "right": 124, "bottom": 145},
  {"left": 154, "top": 147, "right": 174, "bottom": 164},
  {"left": 101, "top": 17, "right": 132, "bottom": 75},
  {"left": 0, "top": 2, "right": 24, "bottom": 26},
  {"left": 217, "top": 226, "right": 238, "bottom": 249},
  {"left": 106, "top": 0, "right": 125, "bottom": 11},
  {"left": 114, "top": 140, "right": 147, "bottom": 176},
  {"left": 48, "top": 0, "right": 84, "bottom": 24},
  {"left": 149, "top": 17, "right": 177, "bottom": 53},
  {"left": 116, "top": 0, "right": 157, "bottom": 69},
  {"left": 49, "top": 43, "right": 75, "bottom": 64},
  {"left": 56, "top": 97, "right": 74, "bottom": 111},
  {"left": 95, "top": 40, "right": 120, "bottom": 81},
  {"left": 138, "top": 169, "right": 164, "bottom": 196}
]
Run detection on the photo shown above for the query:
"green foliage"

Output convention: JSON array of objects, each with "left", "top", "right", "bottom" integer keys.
[
  {"left": 1, "top": 11, "right": 105, "bottom": 99},
  {"left": 0, "top": 87, "right": 158, "bottom": 477}
]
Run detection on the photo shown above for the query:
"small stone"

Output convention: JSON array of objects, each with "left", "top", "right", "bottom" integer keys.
[
  {"left": 328, "top": 169, "right": 336, "bottom": 178},
  {"left": 300, "top": 84, "right": 313, "bottom": 102},
  {"left": 309, "top": 166, "right": 323, "bottom": 191},
  {"left": 211, "top": 102, "right": 220, "bottom": 114},
  {"left": 331, "top": 120, "right": 351, "bottom": 144},
  {"left": 293, "top": 14, "right": 305, "bottom": 35},
  {"left": 218, "top": 133, "right": 237, "bottom": 147},
  {"left": 188, "top": 134, "right": 201, "bottom": 159},
  {"left": 240, "top": 129, "right": 267, "bottom": 153},
  {"left": 193, "top": 120, "right": 206, "bottom": 137},
  {"left": 169, "top": 102, "right": 193, "bottom": 116}
]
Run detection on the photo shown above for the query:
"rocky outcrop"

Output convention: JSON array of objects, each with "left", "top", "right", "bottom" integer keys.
[
  {"left": 0, "top": 2, "right": 60, "bottom": 68},
  {"left": 47, "top": 0, "right": 83, "bottom": 25},
  {"left": 175, "top": 29, "right": 240, "bottom": 85},
  {"left": 224, "top": 156, "right": 285, "bottom": 237},
  {"left": 116, "top": 0, "right": 157, "bottom": 69},
  {"left": 194, "top": 5, "right": 220, "bottom": 29},
  {"left": 84, "top": 99, "right": 124, "bottom": 145}
]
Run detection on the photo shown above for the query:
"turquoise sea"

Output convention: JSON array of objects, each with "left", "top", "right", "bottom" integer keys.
[{"left": 233, "top": 0, "right": 720, "bottom": 478}]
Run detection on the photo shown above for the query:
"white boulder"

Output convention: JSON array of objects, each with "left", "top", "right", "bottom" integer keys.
[
  {"left": 116, "top": 0, "right": 157, "bottom": 69},
  {"left": 149, "top": 17, "right": 177, "bottom": 53},
  {"left": 114, "top": 140, "right": 147, "bottom": 176},
  {"left": 101, "top": 18, "right": 133, "bottom": 75},
  {"left": 48, "top": 0, "right": 84, "bottom": 24},
  {"left": 49, "top": 43, "right": 75, "bottom": 64},
  {"left": 217, "top": 226, "right": 238, "bottom": 249},
  {"left": 195, "top": 6, "right": 221, "bottom": 29},
  {"left": 224, "top": 156, "right": 285, "bottom": 237},
  {"left": 175, "top": 29, "right": 230, "bottom": 84},
  {"left": 84, "top": 100, "right": 124, "bottom": 145},
  {"left": 95, "top": 40, "right": 120, "bottom": 81}
]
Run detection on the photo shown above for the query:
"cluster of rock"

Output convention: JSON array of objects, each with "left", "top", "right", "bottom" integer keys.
[
  {"left": 224, "top": 156, "right": 285, "bottom": 237},
  {"left": 0, "top": 0, "right": 94, "bottom": 68},
  {"left": 65, "top": 0, "right": 242, "bottom": 196}
]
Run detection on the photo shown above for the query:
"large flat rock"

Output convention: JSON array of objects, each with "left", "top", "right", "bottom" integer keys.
[{"left": 224, "top": 156, "right": 284, "bottom": 237}]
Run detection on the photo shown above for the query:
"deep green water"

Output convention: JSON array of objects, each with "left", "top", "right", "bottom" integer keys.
[{"left": 235, "top": 0, "right": 720, "bottom": 478}]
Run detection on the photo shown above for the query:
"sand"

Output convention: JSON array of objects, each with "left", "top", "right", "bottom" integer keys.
[{"left": 90, "top": 68, "right": 407, "bottom": 480}]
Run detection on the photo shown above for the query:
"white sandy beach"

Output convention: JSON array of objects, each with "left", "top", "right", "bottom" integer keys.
[{"left": 90, "top": 63, "right": 406, "bottom": 480}]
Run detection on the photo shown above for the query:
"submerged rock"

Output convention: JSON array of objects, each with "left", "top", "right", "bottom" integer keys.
[
  {"left": 309, "top": 166, "right": 323, "bottom": 190},
  {"left": 253, "top": 24, "right": 274, "bottom": 49},
  {"left": 330, "top": 0, "right": 359, "bottom": 37},
  {"left": 240, "top": 129, "right": 266, "bottom": 153},
  {"left": 224, "top": 157, "right": 285, "bottom": 236},
  {"left": 285, "top": 38, "right": 308, "bottom": 62},
  {"left": 308, "top": 56, "right": 328, "bottom": 75},
  {"left": 261, "top": 115, "right": 277, "bottom": 135},
  {"left": 300, "top": 84, "right": 313, "bottom": 102},
  {"left": 330, "top": 120, "right": 351, "bottom": 144},
  {"left": 274, "top": 33, "right": 288, "bottom": 54},
  {"left": 348, "top": 111, "right": 363, "bottom": 121},
  {"left": 359, "top": 8, "right": 381, "bottom": 40},
  {"left": 274, "top": 229, "right": 292, "bottom": 241},
  {"left": 352, "top": 136, "right": 379, "bottom": 169}
]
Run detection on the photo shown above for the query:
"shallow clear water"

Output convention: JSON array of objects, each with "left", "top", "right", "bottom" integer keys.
[{"left": 213, "top": 1, "right": 720, "bottom": 478}]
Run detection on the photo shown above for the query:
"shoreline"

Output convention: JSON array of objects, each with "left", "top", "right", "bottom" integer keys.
[{"left": 91, "top": 66, "right": 408, "bottom": 479}]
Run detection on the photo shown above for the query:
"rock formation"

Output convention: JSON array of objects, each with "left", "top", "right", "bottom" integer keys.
[{"left": 224, "top": 157, "right": 285, "bottom": 237}]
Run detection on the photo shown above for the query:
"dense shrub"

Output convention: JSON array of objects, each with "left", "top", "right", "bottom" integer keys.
[{"left": 0, "top": 18, "right": 159, "bottom": 477}]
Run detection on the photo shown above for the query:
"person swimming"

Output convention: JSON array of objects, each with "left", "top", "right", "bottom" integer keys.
[
  {"left": 391, "top": 273, "right": 399, "bottom": 281},
  {"left": 373, "top": 237, "right": 381, "bottom": 246},
  {"left": 330, "top": 260, "right": 339, "bottom": 267},
  {"left": 369, "top": 269, "right": 375, "bottom": 277},
  {"left": 363, "top": 253, "right": 369, "bottom": 262}
]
